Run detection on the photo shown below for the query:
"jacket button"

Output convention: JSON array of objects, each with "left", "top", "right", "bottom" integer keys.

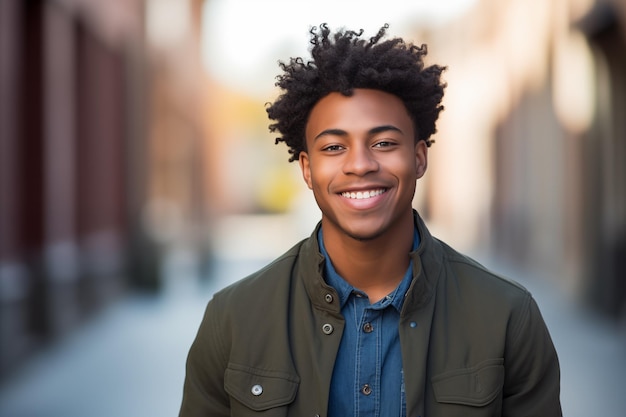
[
  {"left": 363, "top": 322, "right": 373, "bottom": 333},
  {"left": 361, "top": 383, "right": 372, "bottom": 395},
  {"left": 322, "top": 323, "right": 334, "bottom": 334},
  {"left": 324, "top": 293, "right": 333, "bottom": 303},
  {"left": 251, "top": 384, "right": 263, "bottom": 396}
]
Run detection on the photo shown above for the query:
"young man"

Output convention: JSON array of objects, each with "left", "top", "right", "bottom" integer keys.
[{"left": 179, "top": 24, "right": 562, "bottom": 417}]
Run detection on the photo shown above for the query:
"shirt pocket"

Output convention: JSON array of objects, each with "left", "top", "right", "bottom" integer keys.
[
  {"left": 432, "top": 358, "right": 504, "bottom": 408},
  {"left": 224, "top": 363, "right": 299, "bottom": 415}
]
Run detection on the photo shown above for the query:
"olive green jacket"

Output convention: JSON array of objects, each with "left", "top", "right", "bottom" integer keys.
[{"left": 180, "top": 212, "right": 561, "bottom": 416}]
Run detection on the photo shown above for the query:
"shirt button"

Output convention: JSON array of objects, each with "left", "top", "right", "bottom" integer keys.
[
  {"left": 322, "top": 323, "right": 334, "bottom": 334},
  {"left": 361, "top": 383, "right": 372, "bottom": 396},
  {"left": 251, "top": 384, "right": 263, "bottom": 396},
  {"left": 324, "top": 293, "right": 333, "bottom": 303},
  {"left": 362, "top": 322, "right": 374, "bottom": 333}
]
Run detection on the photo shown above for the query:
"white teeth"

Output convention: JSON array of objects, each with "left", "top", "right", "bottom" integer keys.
[{"left": 342, "top": 189, "right": 385, "bottom": 199}]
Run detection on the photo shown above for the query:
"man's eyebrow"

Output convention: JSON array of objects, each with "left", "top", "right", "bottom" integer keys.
[
  {"left": 313, "top": 128, "right": 347, "bottom": 141},
  {"left": 369, "top": 125, "right": 403, "bottom": 135},
  {"left": 313, "top": 125, "right": 403, "bottom": 141}
]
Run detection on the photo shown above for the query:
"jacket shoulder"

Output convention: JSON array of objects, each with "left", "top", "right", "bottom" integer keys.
[{"left": 437, "top": 239, "right": 531, "bottom": 301}]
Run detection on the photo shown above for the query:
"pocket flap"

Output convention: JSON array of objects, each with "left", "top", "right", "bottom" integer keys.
[
  {"left": 432, "top": 358, "right": 504, "bottom": 407},
  {"left": 224, "top": 363, "right": 299, "bottom": 411}
]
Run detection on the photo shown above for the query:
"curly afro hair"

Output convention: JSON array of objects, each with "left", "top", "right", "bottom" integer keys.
[{"left": 266, "top": 23, "right": 446, "bottom": 162}]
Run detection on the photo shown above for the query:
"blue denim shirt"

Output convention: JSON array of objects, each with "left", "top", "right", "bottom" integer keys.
[{"left": 319, "top": 228, "right": 419, "bottom": 417}]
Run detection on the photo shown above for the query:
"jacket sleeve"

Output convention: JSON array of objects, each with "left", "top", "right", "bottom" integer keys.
[
  {"left": 179, "top": 296, "right": 230, "bottom": 417},
  {"left": 502, "top": 293, "right": 562, "bottom": 416}
]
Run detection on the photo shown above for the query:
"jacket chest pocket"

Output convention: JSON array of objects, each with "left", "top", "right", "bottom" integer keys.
[
  {"left": 431, "top": 358, "right": 504, "bottom": 416},
  {"left": 224, "top": 363, "right": 300, "bottom": 416}
]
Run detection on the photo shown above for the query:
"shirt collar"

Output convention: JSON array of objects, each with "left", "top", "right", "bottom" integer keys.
[{"left": 318, "top": 227, "right": 420, "bottom": 311}]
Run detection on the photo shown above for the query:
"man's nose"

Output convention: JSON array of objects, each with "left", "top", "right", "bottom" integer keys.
[{"left": 343, "top": 145, "right": 379, "bottom": 176}]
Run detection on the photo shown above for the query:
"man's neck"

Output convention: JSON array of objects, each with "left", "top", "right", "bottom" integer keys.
[{"left": 321, "top": 216, "right": 415, "bottom": 303}]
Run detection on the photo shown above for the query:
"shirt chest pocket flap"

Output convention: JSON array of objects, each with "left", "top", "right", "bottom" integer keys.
[
  {"left": 224, "top": 363, "right": 300, "bottom": 412},
  {"left": 432, "top": 358, "right": 504, "bottom": 407}
]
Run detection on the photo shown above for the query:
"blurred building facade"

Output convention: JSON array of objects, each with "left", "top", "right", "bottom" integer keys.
[
  {"left": 2, "top": 0, "right": 624, "bottom": 383},
  {"left": 422, "top": 0, "right": 625, "bottom": 320},
  {"left": 0, "top": 0, "right": 210, "bottom": 379}
]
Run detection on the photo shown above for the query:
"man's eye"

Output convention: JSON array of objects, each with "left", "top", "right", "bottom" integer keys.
[
  {"left": 322, "top": 145, "right": 343, "bottom": 152},
  {"left": 373, "top": 141, "right": 394, "bottom": 148}
]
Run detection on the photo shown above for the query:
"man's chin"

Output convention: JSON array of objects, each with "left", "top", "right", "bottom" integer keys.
[
  {"left": 322, "top": 215, "right": 389, "bottom": 242},
  {"left": 340, "top": 226, "right": 384, "bottom": 242}
]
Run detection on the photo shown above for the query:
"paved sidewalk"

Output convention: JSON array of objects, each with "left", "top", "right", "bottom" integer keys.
[{"left": 0, "top": 250, "right": 624, "bottom": 417}]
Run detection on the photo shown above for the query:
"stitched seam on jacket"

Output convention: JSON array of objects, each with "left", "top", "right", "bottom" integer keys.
[
  {"left": 210, "top": 296, "right": 229, "bottom": 365},
  {"left": 508, "top": 292, "right": 532, "bottom": 347}
]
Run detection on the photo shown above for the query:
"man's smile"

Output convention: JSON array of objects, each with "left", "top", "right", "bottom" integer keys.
[{"left": 340, "top": 188, "right": 388, "bottom": 200}]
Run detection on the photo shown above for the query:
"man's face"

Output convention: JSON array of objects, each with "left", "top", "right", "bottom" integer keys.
[{"left": 299, "top": 89, "right": 427, "bottom": 242}]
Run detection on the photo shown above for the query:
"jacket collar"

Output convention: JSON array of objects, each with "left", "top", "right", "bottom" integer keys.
[{"left": 298, "top": 210, "right": 443, "bottom": 316}]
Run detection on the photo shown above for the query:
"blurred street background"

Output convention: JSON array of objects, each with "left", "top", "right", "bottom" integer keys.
[{"left": 1, "top": 0, "right": 625, "bottom": 416}]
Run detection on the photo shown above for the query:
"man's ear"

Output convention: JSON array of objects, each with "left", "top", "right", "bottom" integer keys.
[
  {"left": 299, "top": 151, "right": 313, "bottom": 189},
  {"left": 415, "top": 140, "right": 428, "bottom": 179}
]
